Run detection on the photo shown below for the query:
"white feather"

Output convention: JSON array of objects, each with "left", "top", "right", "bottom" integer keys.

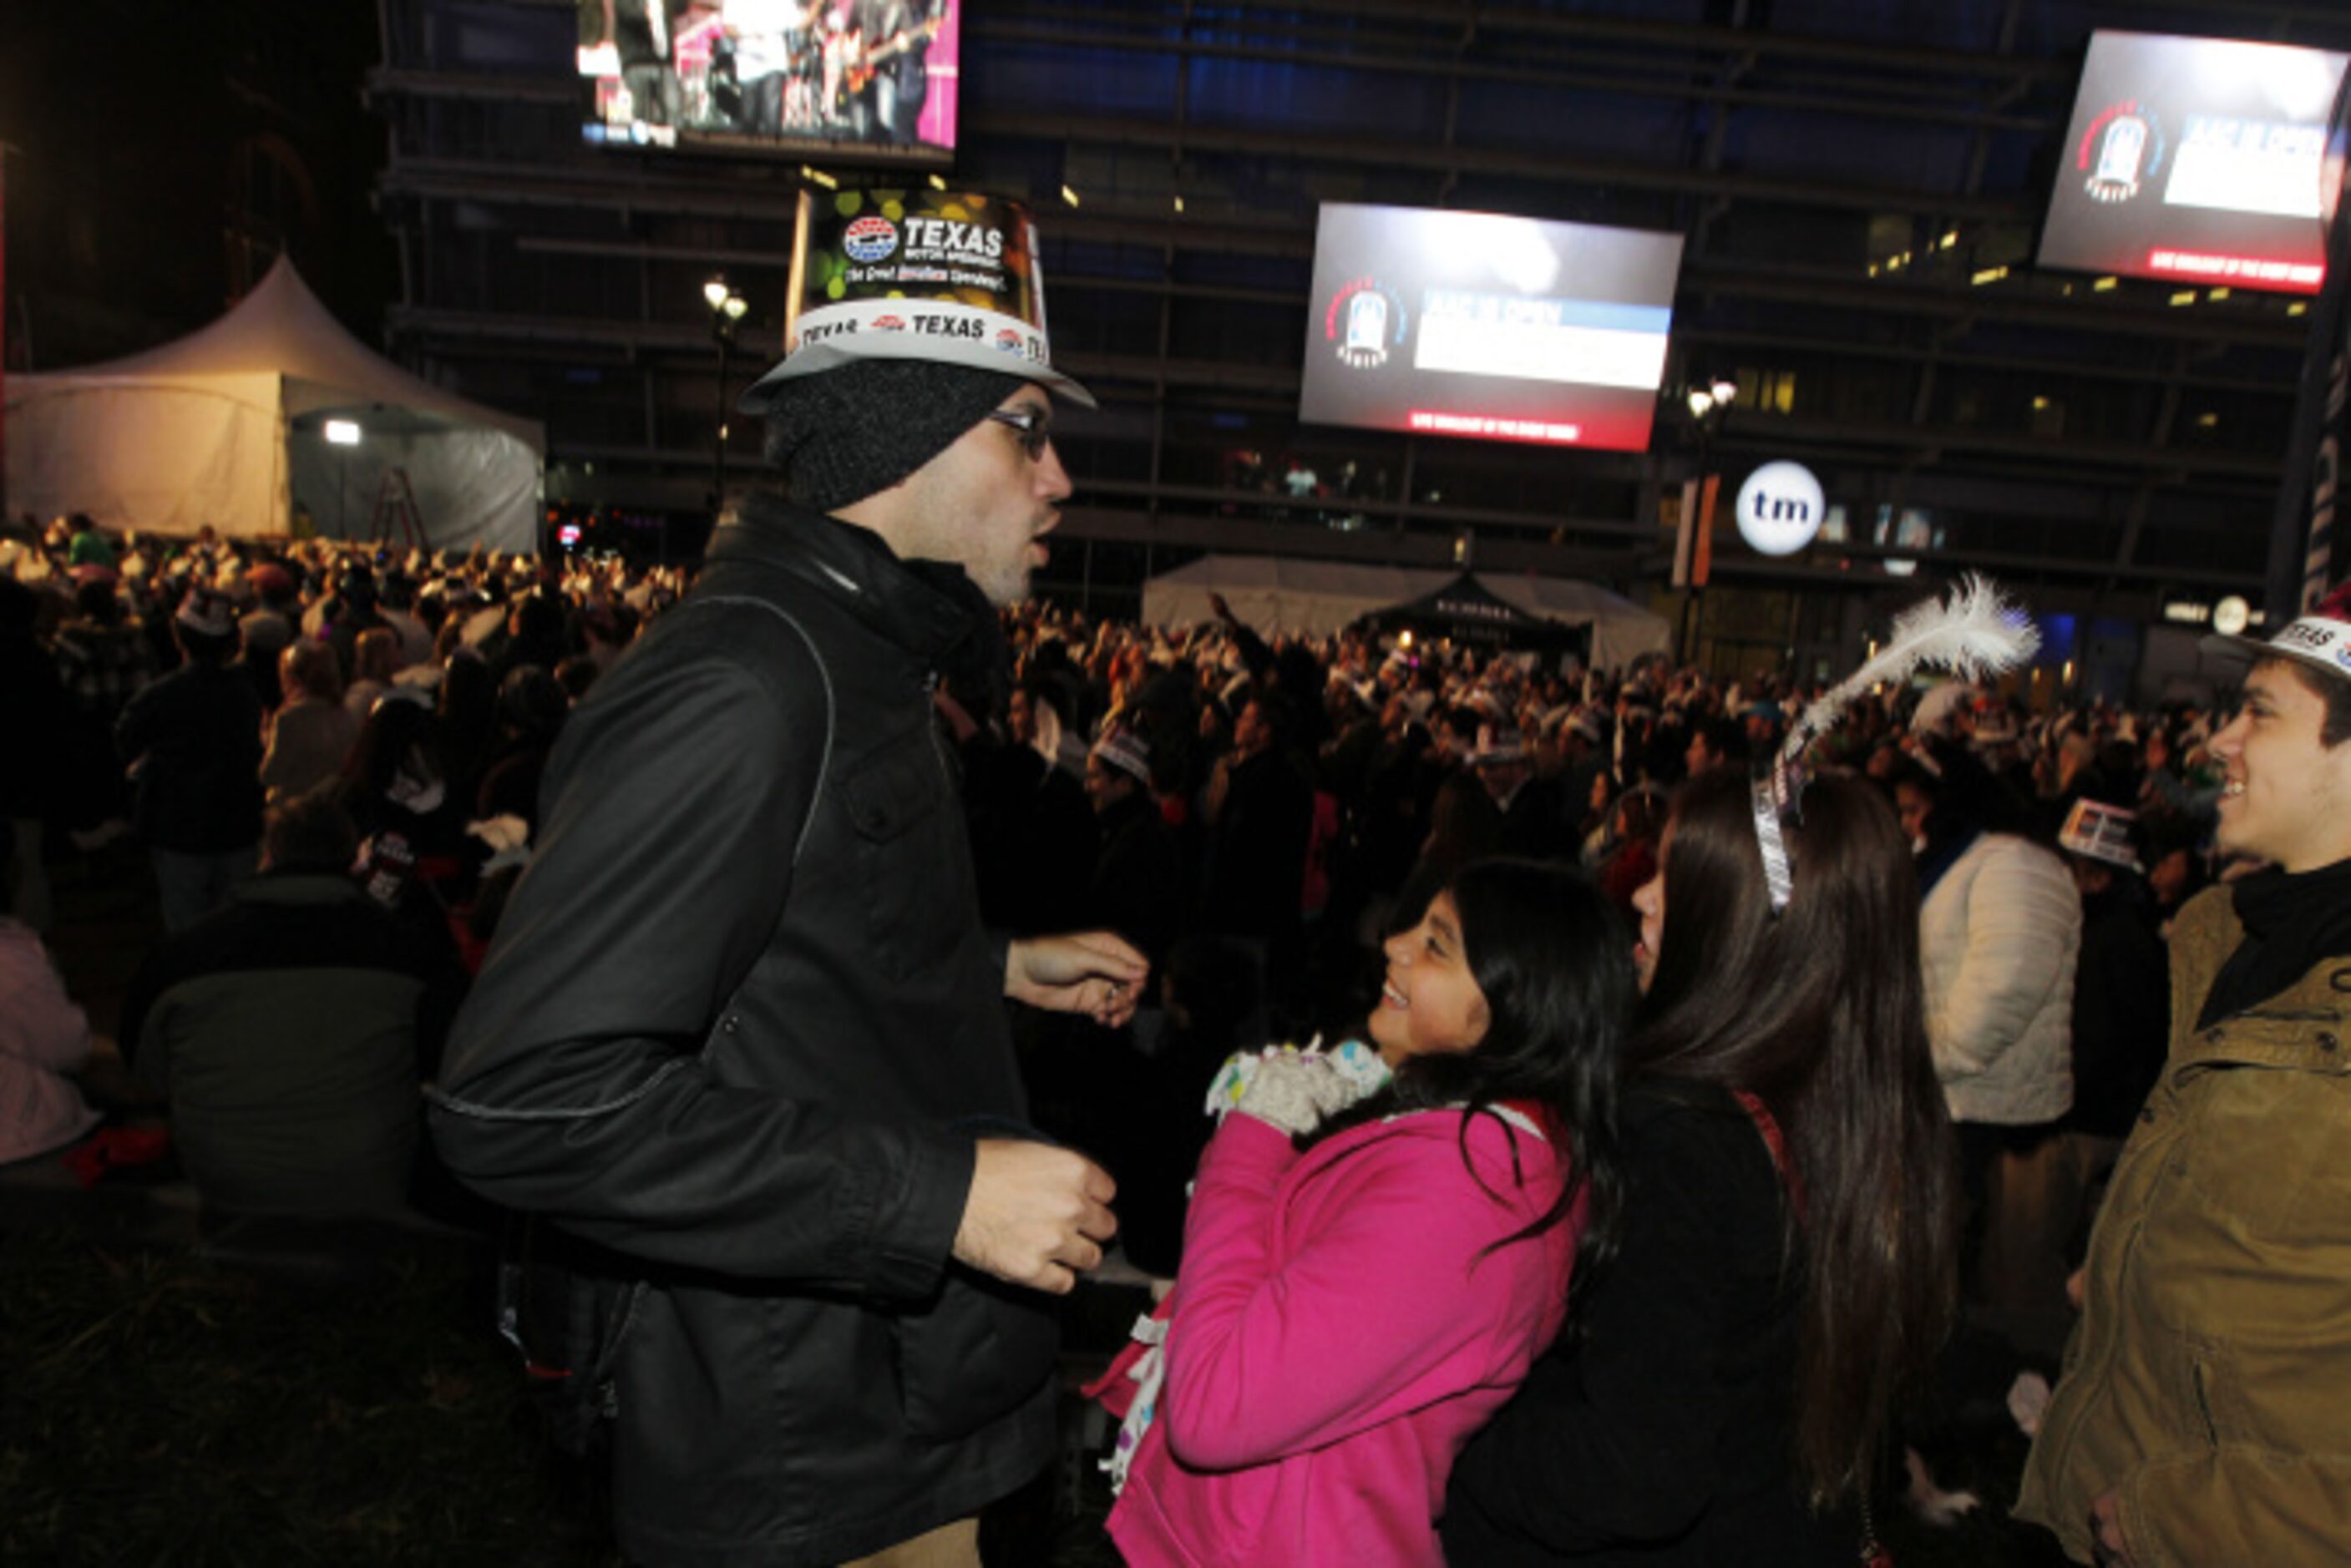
[{"left": 1786, "top": 574, "right": 2038, "bottom": 761}]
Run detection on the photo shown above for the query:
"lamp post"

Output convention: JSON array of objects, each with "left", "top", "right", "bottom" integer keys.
[
  {"left": 1676, "top": 376, "right": 1739, "bottom": 665},
  {"left": 704, "top": 278, "right": 748, "bottom": 518}
]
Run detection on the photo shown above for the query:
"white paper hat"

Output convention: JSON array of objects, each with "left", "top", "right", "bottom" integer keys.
[{"left": 740, "top": 188, "right": 1094, "bottom": 412}]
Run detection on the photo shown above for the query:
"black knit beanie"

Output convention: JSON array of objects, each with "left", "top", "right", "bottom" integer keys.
[{"left": 760, "top": 358, "right": 1028, "bottom": 514}]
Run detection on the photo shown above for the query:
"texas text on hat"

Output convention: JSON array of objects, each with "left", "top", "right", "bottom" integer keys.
[
  {"left": 2204, "top": 581, "right": 2351, "bottom": 685},
  {"left": 740, "top": 188, "right": 1094, "bottom": 412}
]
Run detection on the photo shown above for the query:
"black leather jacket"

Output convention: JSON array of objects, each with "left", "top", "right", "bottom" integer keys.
[{"left": 428, "top": 498, "right": 1055, "bottom": 1566}]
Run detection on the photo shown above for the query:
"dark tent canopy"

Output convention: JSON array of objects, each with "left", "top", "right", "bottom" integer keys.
[{"left": 1362, "top": 572, "right": 1589, "bottom": 658}]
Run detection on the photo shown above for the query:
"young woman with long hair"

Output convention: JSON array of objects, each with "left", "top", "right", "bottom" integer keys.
[
  {"left": 1101, "top": 857, "right": 1634, "bottom": 1565},
  {"left": 1444, "top": 770, "right": 1959, "bottom": 1565}
]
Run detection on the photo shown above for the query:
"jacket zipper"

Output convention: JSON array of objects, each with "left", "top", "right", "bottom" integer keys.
[{"left": 922, "top": 672, "right": 952, "bottom": 785}]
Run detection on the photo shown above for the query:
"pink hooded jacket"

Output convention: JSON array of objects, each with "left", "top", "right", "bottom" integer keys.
[{"left": 1106, "top": 1105, "right": 1580, "bottom": 1566}]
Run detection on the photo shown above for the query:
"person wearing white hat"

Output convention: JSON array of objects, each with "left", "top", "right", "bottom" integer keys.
[
  {"left": 2022, "top": 582, "right": 2351, "bottom": 1567},
  {"left": 1472, "top": 723, "right": 1572, "bottom": 862},
  {"left": 428, "top": 191, "right": 1148, "bottom": 1568},
  {"left": 1082, "top": 729, "right": 1183, "bottom": 979}
]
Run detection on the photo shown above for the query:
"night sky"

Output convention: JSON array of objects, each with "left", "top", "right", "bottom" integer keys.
[{"left": 0, "top": 0, "right": 392, "bottom": 372}]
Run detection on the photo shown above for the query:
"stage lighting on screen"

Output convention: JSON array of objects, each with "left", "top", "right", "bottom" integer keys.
[
  {"left": 2039, "top": 31, "right": 2348, "bottom": 294},
  {"left": 1299, "top": 204, "right": 1685, "bottom": 450}
]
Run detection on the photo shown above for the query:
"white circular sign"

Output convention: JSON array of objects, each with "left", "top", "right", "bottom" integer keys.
[
  {"left": 2212, "top": 595, "right": 2251, "bottom": 637},
  {"left": 1735, "top": 461, "right": 1826, "bottom": 557}
]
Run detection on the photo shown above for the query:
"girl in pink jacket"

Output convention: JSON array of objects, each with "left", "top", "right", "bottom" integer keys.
[{"left": 1102, "top": 858, "right": 1635, "bottom": 1566}]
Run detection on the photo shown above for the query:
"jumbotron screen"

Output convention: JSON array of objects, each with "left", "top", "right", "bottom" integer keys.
[
  {"left": 2038, "top": 31, "right": 2347, "bottom": 294},
  {"left": 1299, "top": 204, "right": 1684, "bottom": 450},
  {"left": 577, "top": 0, "right": 959, "bottom": 163}
]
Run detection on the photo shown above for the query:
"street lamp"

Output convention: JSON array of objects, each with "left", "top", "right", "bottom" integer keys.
[
  {"left": 1677, "top": 376, "right": 1738, "bottom": 664},
  {"left": 704, "top": 277, "right": 749, "bottom": 517},
  {"left": 1685, "top": 377, "right": 1738, "bottom": 420}
]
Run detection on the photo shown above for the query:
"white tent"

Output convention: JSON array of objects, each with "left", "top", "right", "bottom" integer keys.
[
  {"left": 1476, "top": 574, "right": 1675, "bottom": 671},
  {"left": 1141, "top": 554, "right": 1673, "bottom": 670},
  {"left": 1142, "top": 555, "right": 1456, "bottom": 638},
  {"left": 4, "top": 257, "right": 543, "bottom": 553}
]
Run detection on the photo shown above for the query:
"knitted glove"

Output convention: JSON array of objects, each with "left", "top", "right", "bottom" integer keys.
[{"left": 1204, "top": 1039, "right": 1391, "bottom": 1136}]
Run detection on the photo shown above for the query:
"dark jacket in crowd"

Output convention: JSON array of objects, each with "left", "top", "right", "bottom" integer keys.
[
  {"left": 1202, "top": 746, "right": 1313, "bottom": 939},
  {"left": 1443, "top": 1081, "right": 1856, "bottom": 1566},
  {"left": 972, "top": 740, "right": 1094, "bottom": 935},
  {"left": 1, "top": 615, "right": 72, "bottom": 822},
  {"left": 1087, "top": 787, "right": 1184, "bottom": 978},
  {"left": 114, "top": 660, "right": 264, "bottom": 852},
  {"left": 1497, "top": 774, "right": 1576, "bottom": 862},
  {"left": 428, "top": 499, "right": 1055, "bottom": 1568},
  {"left": 121, "top": 871, "right": 463, "bottom": 1216},
  {"left": 2066, "top": 880, "right": 2171, "bottom": 1139}
]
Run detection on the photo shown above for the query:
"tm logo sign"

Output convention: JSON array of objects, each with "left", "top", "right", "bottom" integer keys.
[{"left": 1735, "top": 461, "right": 1826, "bottom": 556}]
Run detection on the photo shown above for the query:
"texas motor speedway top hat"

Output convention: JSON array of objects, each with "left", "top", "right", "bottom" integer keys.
[{"left": 739, "top": 188, "right": 1095, "bottom": 412}]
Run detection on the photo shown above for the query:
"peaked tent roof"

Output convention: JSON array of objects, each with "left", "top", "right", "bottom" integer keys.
[
  {"left": 50, "top": 256, "right": 541, "bottom": 452},
  {"left": 1477, "top": 573, "right": 1658, "bottom": 624},
  {"left": 1478, "top": 573, "right": 1673, "bottom": 670},
  {"left": 1141, "top": 554, "right": 1456, "bottom": 635}
]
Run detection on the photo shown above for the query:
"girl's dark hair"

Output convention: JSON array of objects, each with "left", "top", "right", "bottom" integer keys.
[
  {"left": 1309, "top": 857, "right": 1634, "bottom": 1316},
  {"left": 346, "top": 697, "right": 446, "bottom": 807},
  {"left": 1634, "top": 770, "right": 1958, "bottom": 1504},
  {"left": 438, "top": 654, "right": 498, "bottom": 794},
  {"left": 1898, "top": 739, "right": 2048, "bottom": 845}
]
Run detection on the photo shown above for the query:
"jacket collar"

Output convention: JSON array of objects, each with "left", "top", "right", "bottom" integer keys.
[{"left": 705, "top": 491, "right": 986, "bottom": 665}]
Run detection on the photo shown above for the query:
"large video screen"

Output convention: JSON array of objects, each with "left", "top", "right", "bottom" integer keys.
[
  {"left": 1300, "top": 204, "right": 1683, "bottom": 450},
  {"left": 578, "top": 0, "right": 959, "bottom": 162},
  {"left": 2039, "top": 31, "right": 2347, "bottom": 293}
]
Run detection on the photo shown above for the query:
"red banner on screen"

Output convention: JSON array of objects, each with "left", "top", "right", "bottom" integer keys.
[{"left": 2146, "top": 248, "right": 2324, "bottom": 289}]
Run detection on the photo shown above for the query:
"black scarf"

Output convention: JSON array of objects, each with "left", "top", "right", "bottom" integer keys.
[
  {"left": 2196, "top": 856, "right": 2351, "bottom": 1028},
  {"left": 902, "top": 556, "right": 1012, "bottom": 724},
  {"left": 1916, "top": 822, "right": 1982, "bottom": 903}
]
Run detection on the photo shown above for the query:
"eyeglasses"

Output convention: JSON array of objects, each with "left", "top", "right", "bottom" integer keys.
[{"left": 985, "top": 407, "right": 1054, "bottom": 461}]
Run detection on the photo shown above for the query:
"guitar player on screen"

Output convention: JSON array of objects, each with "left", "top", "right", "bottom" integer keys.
[{"left": 847, "top": 0, "right": 941, "bottom": 145}]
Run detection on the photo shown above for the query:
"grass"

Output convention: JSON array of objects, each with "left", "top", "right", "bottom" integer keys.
[
  {"left": 0, "top": 1226, "right": 619, "bottom": 1567},
  {"left": 0, "top": 1215, "right": 2066, "bottom": 1567}
]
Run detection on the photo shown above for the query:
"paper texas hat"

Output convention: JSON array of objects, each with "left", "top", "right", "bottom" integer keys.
[
  {"left": 740, "top": 188, "right": 1095, "bottom": 412},
  {"left": 2202, "top": 582, "right": 2351, "bottom": 686}
]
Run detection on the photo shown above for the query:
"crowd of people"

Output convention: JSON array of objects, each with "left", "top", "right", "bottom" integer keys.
[{"left": 4, "top": 478, "right": 2345, "bottom": 1565}]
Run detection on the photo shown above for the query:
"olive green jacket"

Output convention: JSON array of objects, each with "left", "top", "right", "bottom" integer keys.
[{"left": 2018, "top": 883, "right": 2351, "bottom": 1563}]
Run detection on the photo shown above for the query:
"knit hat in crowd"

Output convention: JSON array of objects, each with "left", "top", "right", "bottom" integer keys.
[{"left": 757, "top": 358, "right": 1029, "bottom": 516}]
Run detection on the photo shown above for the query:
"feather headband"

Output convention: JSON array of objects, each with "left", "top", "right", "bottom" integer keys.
[{"left": 1753, "top": 574, "right": 2039, "bottom": 913}]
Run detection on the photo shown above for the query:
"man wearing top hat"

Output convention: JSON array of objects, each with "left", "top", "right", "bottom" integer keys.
[
  {"left": 2019, "top": 583, "right": 2351, "bottom": 1566},
  {"left": 429, "top": 192, "right": 1147, "bottom": 1567}
]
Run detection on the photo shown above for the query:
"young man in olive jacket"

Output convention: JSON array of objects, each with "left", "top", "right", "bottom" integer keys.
[
  {"left": 2019, "top": 584, "right": 2351, "bottom": 1566},
  {"left": 428, "top": 304, "right": 1146, "bottom": 1563}
]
